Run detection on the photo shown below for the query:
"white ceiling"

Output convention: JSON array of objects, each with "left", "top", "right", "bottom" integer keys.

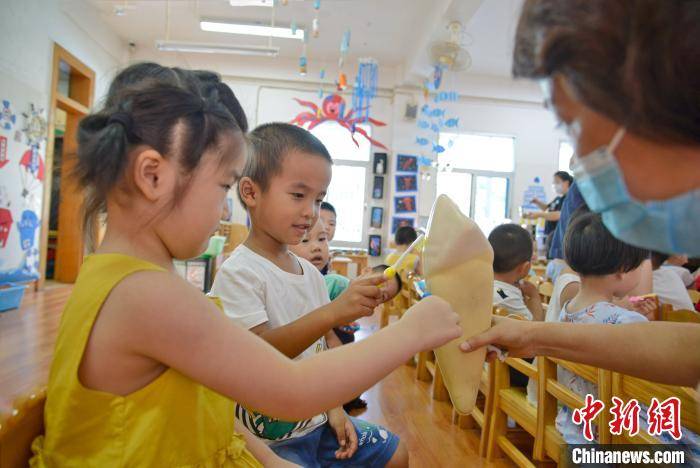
[{"left": 66, "top": 0, "right": 523, "bottom": 85}]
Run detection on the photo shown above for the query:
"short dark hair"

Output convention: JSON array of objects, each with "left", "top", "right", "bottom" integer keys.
[
  {"left": 244, "top": 123, "right": 332, "bottom": 196},
  {"left": 554, "top": 171, "right": 574, "bottom": 186},
  {"left": 394, "top": 226, "right": 418, "bottom": 246},
  {"left": 564, "top": 212, "right": 649, "bottom": 276},
  {"left": 321, "top": 201, "right": 336, "bottom": 215},
  {"left": 488, "top": 224, "right": 533, "bottom": 273},
  {"left": 650, "top": 251, "right": 670, "bottom": 270},
  {"left": 373, "top": 264, "right": 402, "bottom": 291}
]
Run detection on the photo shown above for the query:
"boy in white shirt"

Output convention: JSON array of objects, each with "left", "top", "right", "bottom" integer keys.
[
  {"left": 210, "top": 123, "right": 408, "bottom": 467},
  {"left": 651, "top": 252, "right": 695, "bottom": 311},
  {"left": 661, "top": 254, "right": 696, "bottom": 289},
  {"left": 489, "top": 224, "right": 545, "bottom": 321}
]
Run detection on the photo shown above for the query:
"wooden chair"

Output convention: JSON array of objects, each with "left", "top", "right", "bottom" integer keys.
[
  {"left": 538, "top": 281, "right": 554, "bottom": 305},
  {"left": 688, "top": 289, "right": 700, "bottom": 305},
  {"left": 380, "top": 271, "right": 411, "bottom": 328},
  {"left": 660, "top": 304, "right": 700, "bottom": 323},
  {"left": 534, "top": 357, "right": 611, "bottom": 465},
  {"left": 486, "top": 350, "right": 539, "bottom": 467},
  {"left": 218, "top": 222, "right": 248, "bottom": 255},
  {"left": 0, "top": 389, "right": 45, "bottom": 468},
  {"left": 610, "top": 372, "right": 699, "bottom": 444},
  {"left": 451, "top": 360, "right": 495, "bottom": 457}
]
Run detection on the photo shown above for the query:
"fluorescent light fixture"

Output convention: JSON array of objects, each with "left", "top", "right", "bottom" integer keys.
[
  {"left": 229, "top": 0, "right": 274, "bottom": 6},
  {"left": 201, "top": 19, "right": 304, "bottom": 41},
  {"left": 155, "top": 40, "right": 279, "bottom": 57}
]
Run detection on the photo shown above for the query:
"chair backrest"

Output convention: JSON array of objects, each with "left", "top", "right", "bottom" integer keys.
[
  {"left": 660, "top": 304, "right": 700, "bottom": 323},
  {"left": 535, "top": 357, "right": 611, "bottom": 462},
  {"left": 219, "top": 222, "right": 248, "bottom": 254},
  {"left": 0, "top": 389, "right": 45, "bottom": 468},
  {"left": 688, "top": 289, "right": 700, "bottom": 304},
  {"left": 538, "top": 281, "right": 554, "bottom": 304},
  {"left": 611, "top": 372, "right": 699, "bottom": 444}
]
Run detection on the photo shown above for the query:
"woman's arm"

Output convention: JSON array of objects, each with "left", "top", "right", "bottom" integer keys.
[
  {"left": 531, "top": 198, "right": 549, "bottom": 210},
  {"left": 118, "top": 271, "right": 461, "bottom": 421},
  {"left": 461, "top": 317, "right": 700, "bottom": 386}
]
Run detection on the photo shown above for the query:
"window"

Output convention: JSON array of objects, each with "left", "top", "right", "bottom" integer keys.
[
  {"left": 558, "top": 141, "right": 574, "bottom": 173},
  {"left": 309, "top": 121, "right": 371, "bottom": 244},
  {"left": 436, "top": 133, "right": 514, "bottom": 234}
]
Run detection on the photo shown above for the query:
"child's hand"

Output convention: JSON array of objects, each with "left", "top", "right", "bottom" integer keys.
[
  {"left": 629, "top": 297, "right": 658, "bottom": 321},
  {"left": 327, "top": 407, "right": 358, "bottom": 460},
  {"left": 518, "top": 280, "right": 540, "bottom": 300},
  {"left": 401, "top": 296, "right": 461, "bottom": 350},
  {"left": 333, "top": 273, "right": 385, "bottom": 322}
]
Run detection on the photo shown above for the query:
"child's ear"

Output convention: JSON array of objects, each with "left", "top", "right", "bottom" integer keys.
[
  {"left": 519, "top": 260, "right": 532, "bottom": 277},
  {"left": 132, "top": 148, "right": 175, "bottom": 202},
  {"left": 238, "top": 176, "right": 259, "bottom": 208}
]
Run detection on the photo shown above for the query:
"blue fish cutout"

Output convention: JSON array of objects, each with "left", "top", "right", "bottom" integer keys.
[
  {"left": 421, "top": 105, "right": 430, "bottom": 115},
  {"left": 416, "top": 137, "right": 430, "bottom": 146},
  {"left": 430, "top": 108, "right": 445, "bottom": 117},
  {"left": 433, "top": 144, "right": 445, "bottom": 153},
  {"left": 444, "top": 118, "right": 459, "bottom": 128},
  {"left": 448, "top": 139, "right": 455, "bottom": 148},
  {"left": 417, "top": 120, "right": 429, "bottom": 129},
  {"left": 430, "top": 123, "right": 440, "bottom": 133}
]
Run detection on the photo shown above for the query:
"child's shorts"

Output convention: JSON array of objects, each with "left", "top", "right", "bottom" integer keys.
[{"left": 270, "top": 417, "right": 400, "bottom": 467}]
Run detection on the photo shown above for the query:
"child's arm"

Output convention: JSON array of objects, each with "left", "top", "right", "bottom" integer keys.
[
  {"left": 250, "top": 273, "right": 384, "bottom": 358},
  {"left": 518, "top": 280, "right": 545, "bottom": 321},
  {"left": 108, "top": 271, "right": 461, "bottom": 421}
]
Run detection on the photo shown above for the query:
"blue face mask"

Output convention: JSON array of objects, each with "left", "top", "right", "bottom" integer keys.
[{"left": 572, "top": 128, "right": 700, "bottom": 255}]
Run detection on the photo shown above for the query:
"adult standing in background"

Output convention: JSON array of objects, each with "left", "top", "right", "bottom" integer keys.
[{"left": 525, "top": 170, "right": 573, "bottom": 258}]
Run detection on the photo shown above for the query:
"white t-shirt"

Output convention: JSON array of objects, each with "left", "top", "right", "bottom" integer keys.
[
  {"left": 545, "top": 273, "right": 581, "bottom": 323},
  {"left": 653, "top": 267, "right": 694, "bottom": 311},
  {"left": 661, "top": 264, "right": 695, "bottom": 288},
  {"left": 209, "top": 245, "right": 330, "bottom": 442},
  {"left": 493, "top": 280, "right": 532, "bottom": 321}
]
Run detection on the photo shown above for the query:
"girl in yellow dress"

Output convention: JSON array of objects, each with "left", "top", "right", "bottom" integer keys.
[{"left": 33, "top": 65, "right": 461, "bottom": 467}]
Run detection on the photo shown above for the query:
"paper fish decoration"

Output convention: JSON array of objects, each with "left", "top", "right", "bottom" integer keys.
[
  {"left": 445, "top": 118, "right": 459, "bottom": 128},
  {"left": 430, "top": 108, "right": 445, "bottom": 118},
  {"left": 430, "top": 123, "right": 440, "bottom": 133},
  {"left": 433, "top": 144, "right": 445, "bottom": 154},
  {"left": 416, "top": 137, "right": 430, "bottom": 146},
  {"left": 421, "top": 105, "right": 430, "bottom": 115},
  {"left": 417, "top": 120, "right": 429, "bottom": 129}
]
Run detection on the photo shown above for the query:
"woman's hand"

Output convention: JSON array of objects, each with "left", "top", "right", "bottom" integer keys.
[{"left": 460, "top": 316, "right": 539, "bottom": 360}]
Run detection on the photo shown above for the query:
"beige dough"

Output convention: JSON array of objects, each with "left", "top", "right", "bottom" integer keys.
[{"left": 423, "top": 195, "right": 494, "bottom": 414}]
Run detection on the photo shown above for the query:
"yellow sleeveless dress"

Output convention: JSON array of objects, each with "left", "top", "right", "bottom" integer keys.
[{"left": 30, "top": 254, "right": 261, "bottom": 467}]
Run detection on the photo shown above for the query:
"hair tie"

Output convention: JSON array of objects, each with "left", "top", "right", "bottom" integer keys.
[{"left": 108, "top": 112, "right": 135, "bottom": 139}]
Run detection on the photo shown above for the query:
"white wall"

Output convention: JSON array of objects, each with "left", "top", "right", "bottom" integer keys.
[{"left": 0, "top": 0, "right": 127, "bottom": 281}]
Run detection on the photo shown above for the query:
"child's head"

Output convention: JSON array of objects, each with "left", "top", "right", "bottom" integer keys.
[
  {"left": 373, "top": 265, "right": 402, "bottom": 303},
  {"left": 394, "top": 226, "right": 418, "bottom": 247},
  {"left": 488, "top": 224, "right": 533, "bottom": 280},
  {"left": 564, "top": 212, "right": 649, "bottom": 296},
  {"left": 650, "top": 251, "right": 670, "bottom": 270},
  {"left": 239, "top": 123, "right": 333, "bottom": 246},
  {"left": 665, "top": 254, "right": 689, "bottom": 267},
  {"left": 78, "top": 78, "right": 246, "bottom": 258},
  {"left": 289, "top": 219, "right": 329, "bottom": 270},
  {"left": 320, "top": 202, "right": 337, "bottom": 241}
]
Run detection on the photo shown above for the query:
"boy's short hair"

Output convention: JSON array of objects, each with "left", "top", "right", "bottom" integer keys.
[
  {"left": 650, "top": 251, "right": 670, "bottom": 270},
  {"left": 373, "top": 264, "right": 402, "bottom": 291},
  {"left": 244, "top": 123, "right": 332, "bottom": 193},
  {"left": 554, "top": 170, "right": 574, "bottom": 185},
  {"left": 488, "top": 224, "right": 533, "bottom": 273},
  {"left": 320, "top": 201, "right": 336, "bottom": 215},
  {"left": 564, "top": 212, "right": 649, "bottom": 276},
  {"left": 394, "top": 226, "right": 418, "bottom": 246}
]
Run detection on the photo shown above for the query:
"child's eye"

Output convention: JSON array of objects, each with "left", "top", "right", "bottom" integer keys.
[
  {"left": 291, "top": 193, "right": 304, "bottom": 199},
  {"left": 222, "top": 184, "right": 233, "bottom": 191}
]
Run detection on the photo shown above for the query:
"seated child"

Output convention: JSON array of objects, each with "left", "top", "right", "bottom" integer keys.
[
  {"left": 651, "top": 251, "right": 695, "bottom": 311},
  {"left": 385, "top": 226, "right": 423, "bottom": 276},
  {"left": 556, "top": 212, "right": 650, "bottom": 443},
  {"left": 661, "top": 254, "right": 696, "bottom": 289},
  {"left": 488, "top": 224, "right": 544, "bottom": 322},
  {"left": 319, "top": 201, "right": 336, "bottom": 274},
  {"left": 211, "top": 123, "right": 409, "bottom": 467}
]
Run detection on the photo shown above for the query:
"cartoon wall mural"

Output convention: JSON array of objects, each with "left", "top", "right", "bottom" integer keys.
[{"left": 0, "top": 70, "right": 49, "bottom": 283}]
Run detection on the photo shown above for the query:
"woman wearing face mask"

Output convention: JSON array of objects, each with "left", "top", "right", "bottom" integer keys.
[
  {"left": 462, "top": 0, "right": 700, "bottom": 387},
  {"left": 524, "top": 171, "right": 574, "bottom": 258}
]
